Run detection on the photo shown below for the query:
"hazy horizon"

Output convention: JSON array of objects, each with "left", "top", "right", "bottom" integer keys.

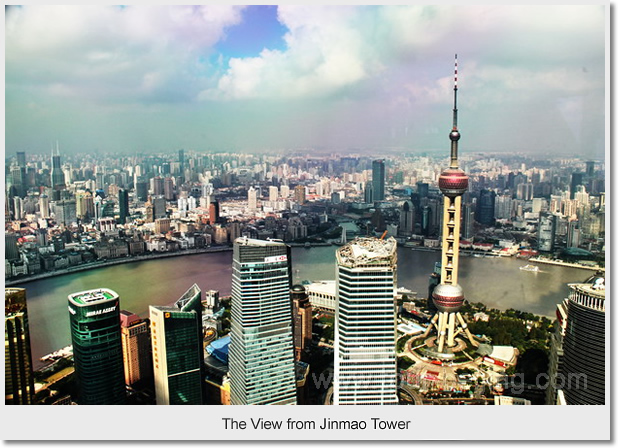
[{"left": 6, "top": 5, "right": 606, "bottom": 159}]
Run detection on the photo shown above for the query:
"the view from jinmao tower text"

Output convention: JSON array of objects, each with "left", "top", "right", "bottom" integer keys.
[{"left": 5, "top": 4, "right": 606, "bottom": 423}]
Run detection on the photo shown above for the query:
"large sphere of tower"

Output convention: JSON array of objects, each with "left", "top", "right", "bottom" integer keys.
[
  {"left": 432, "top": 283, "right": 465, "bottom": 313},
  {"left": 438, "top": 168, "right": 468, "bottom": 197}
]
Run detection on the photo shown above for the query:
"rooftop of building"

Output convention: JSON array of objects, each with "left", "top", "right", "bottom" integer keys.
[
  {"left": 336, "top": 236, "right": 397, "bottom": 268},
  {"left": 234, "top": 236, "right": 285, "bottom": 247},
  {"left": 68, "top": 288, "right": 118, "bottom": 306},
  {"left": 569, "top": 271, "right": 605, "bottom": 299}
]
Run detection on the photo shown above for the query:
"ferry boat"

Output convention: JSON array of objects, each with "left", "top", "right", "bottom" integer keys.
[{"left": 519, "top": 264, "right": 539, "bottom": 272}]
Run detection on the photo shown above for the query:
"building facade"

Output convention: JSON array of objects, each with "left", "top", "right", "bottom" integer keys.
[
  {"left": 372, "top": 160, "right": 385, "bottom": 201},
  {"left": 120, "top": 310, "right": 153, "bottom": 387},
  {"left": 291, "top": 285, "right": 312, "bottom": 361},
  {"left": 559, "top": 273, "right": 606, "bottom": 405},
  {"left": 5, "top": 288, "right": 35, "bottom": 405},
  {"left": 229, "top": 237, "right": 297, "bottom": 405},
  {"left": 334, "top": 237, "right": 398, "bottom": 405},
  {"left": 68, "top": 288, "right": 125, "bottom": 405},
  {"left": 150, "top": 284, "right": 204, "bottom": 405}
]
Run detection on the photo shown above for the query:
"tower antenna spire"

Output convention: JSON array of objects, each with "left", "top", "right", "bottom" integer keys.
[{"left": 449, "top": 54, "right": 461, "bottom": 169}]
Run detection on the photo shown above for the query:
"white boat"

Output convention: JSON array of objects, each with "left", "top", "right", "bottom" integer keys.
[{"left": 519, "top": 264, "right": 539, "bottom": 272}]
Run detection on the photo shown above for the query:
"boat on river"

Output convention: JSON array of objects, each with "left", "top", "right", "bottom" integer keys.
[{"left": 519, "top": 264, "right": 539, "bottom": 272}]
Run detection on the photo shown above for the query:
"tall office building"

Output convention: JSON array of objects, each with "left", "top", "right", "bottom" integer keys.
[
  {"left": 120, "top": 311, "right": 153, "bottom": 387},
  {"left": 163, "top": 177, "right": 175, "bottom": 201},
  {"left": 547, "top": 273, "right": 606, "bottom": 405},
  {"left": 209, "top": 201, "right": 220, "bottom": 225},
  {"left": 16, "top": 151, "right": 26, "bottom": 168},
  {"left": 5, "top": 288, "right": 35, "bottom": 405},
  {"left": 152, "top": 176, "right": 165, "bottom": 196},
  {"left": 398, "top": 201, "right": 415, "bottom": 237},
  {"left": 421, "top": 55, "right": 478, "bottom": 354},
  {"left": 538, "top": 214, "right": 557, "bottom": 252},
  {"left": 570, "top": 172, "right": 584, "bottom": 199},
  {"left": 372, "top": 160, "right": 385, "bottom": 201},
  {"left": 150, "top": 284, "right": 204, "bottom": 405},
  {"left": 118, "top": 188, "right": 129, "bottom": 224},
  {"left": 51, "top": 148, "right": 65, "bottom": 191},
  {"left": 68, "top": 288, "right": 125, "bottom": 405},
  {"left": 39, "top": 194, "right": 50, "bottom": 219},
  {"left": 364, "top": 182, "right": 374, "bottom": 203},
  {"left": 476, "top": 189, "right": 496, "bottom": 226},
  {"left": 5, "top": 233, "right": 20, "bottom": 261},
  {"left": 557, "top": 273, "right": 606, "bottom": 405},
  {"left": 291, "top": 285, "right": 312, "bottom": 362},
  {"left": 334, "top": 237, "right": 398, "bottom": 405},
  {"left": 229, "top": 237, "right": 297, "bottom": 405}
]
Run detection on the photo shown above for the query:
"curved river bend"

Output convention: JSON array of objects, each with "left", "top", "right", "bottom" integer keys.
[{"left": 16, "top": 246, "right": 586, "bottom": 368}]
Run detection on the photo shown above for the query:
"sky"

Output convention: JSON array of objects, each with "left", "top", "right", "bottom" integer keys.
[{"left": 5, "top": 5, "right": 607, "bottom": 159}]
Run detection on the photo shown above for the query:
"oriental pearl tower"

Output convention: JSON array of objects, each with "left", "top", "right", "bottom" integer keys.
[{"left": 423, "top": 55, "right": 478, "bottom": 355}]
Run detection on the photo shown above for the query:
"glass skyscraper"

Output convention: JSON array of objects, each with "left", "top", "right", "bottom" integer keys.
[
  {"left": 229, "top": 237, "right": 297, "bottom": 405},
  {"left": 150, "top": 284, "right": 204, "bottom": 405},
  {"left": 559, "top": 273, "right": 606, "bottom": 405},
  {"left": 5, "top": 288, "right": 35, "bottom": 405},
  {"left": 372, "top": 159, "right": 385, "bottom": 201},
  {"left": 68, "top": 288, "right": 125, "bottom": 405},
  {"left": 334, "top": 237, "right": 398, "bottom": 405}
]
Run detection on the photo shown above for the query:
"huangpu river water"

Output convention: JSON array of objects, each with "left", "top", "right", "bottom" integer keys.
[{"left": 15, "top": 246, "right": 589, "bottom": 369}]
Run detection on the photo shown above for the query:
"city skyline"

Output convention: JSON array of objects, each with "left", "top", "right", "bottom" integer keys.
[{"left": 6, "top": 5, "right": 606, "bottom": 158}]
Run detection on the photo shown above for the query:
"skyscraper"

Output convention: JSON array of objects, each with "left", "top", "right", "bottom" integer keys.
[
  {"left": 398, "top": 201, "right": 415, "bottom": 237},
  {"left": 118, "top": 188, "right": 129, "bottom": 224},
  {"left": 5, "top": 288, "right": 35, "bottom": 405},
  {"left": 550, "top": 272, "right": 605, "bottom": 405},
  {"left": 68, "top": 288, "right": 125, "bottom": 405},
  {"left": 150, "top": 284, "right": 204, "bottom": 405},
  {"left": 291, "top": 285, "right": 312, "bottom": 362},
  {"left": 120, "top": 310, "right": 153, "bottom": 388},
  {"left": 421, "top": 55, "right": 478, "bottom": 354},
  {"left": 476, "top": 189, "right": 496, "bottom": 226},
  {"left": 294, "top": 185, "right": 306, "bottom": 205},
  {"left": 538, "top": 214, "right": 557, "bottom": 252},
  {"left": 51, "top": 148, "right": 65, "bottom": 192},
  {"left": 372, "top": 160, "right": 385, "bottom": 201},
  {"left": 334, "top": 237, "right": 398, "bottom": 405},
  {"left": 229, "top": 237, "right": 297, "bottom": 405},
  {"left": 570, "top": 172, "right": 584, "bottom": 199},
  {"left": 248, "top": 186, "right": 258, "bottom": 210}
]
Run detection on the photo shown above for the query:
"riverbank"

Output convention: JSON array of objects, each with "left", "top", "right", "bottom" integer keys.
[
  {"left": 5, "top": 246, "right": 233, "bottom": 287},
  {"left": 529, "top": 257, "right": 604, "bottom": 272}
]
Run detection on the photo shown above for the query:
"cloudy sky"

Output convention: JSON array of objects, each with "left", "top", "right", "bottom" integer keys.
[{"left": 5, "top": 5, "right": 606, "bottom": 158}]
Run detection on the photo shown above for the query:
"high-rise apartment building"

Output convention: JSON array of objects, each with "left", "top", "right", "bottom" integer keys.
[
  {"left": 291, "top": 285, "right": 312, "bottom": 361},
  {"left": 120, "top": 310, "right": 153, "bottom": 387},
  {"left": 150, "top": 284, "right": 204, "bottom": 405},
  {"left": 334, "top": 237, "right": 398, "bottom": 405},
  {"left": 372, "top": 160, "right": 385, "bottom": 201},
  {"left": 248, "top": 186, "right": 258, "bottom": 210},
  {"left": 68, "top": 288, "right": 125, "bottom": 405},
  {"left": 229, "top": 237, "right": 297, "bottom": 405},
  {"left": 269, "top": 185, "right": 279, "bottom": 202},
  {"left": 294, "top": 185, "right": 306, "bottom": 205},
  {"left": 5, "top": 288, "right": 35, "bottom": 405}
]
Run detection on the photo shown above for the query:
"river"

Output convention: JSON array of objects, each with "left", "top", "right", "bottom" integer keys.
[{"left": 14, "top": 246, "right": 590, "bottom": 369}]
